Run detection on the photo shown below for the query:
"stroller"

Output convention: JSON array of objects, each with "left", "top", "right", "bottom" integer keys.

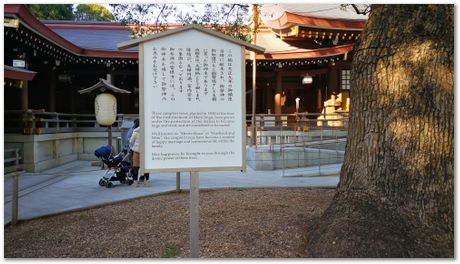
[{"left": 94, "top": 145, "right": 133, "bottom": 188}]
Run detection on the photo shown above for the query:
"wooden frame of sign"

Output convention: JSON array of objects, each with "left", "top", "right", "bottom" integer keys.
[
  {"left": 119, "top": 24, "right": 265, "bottom": 258},
  {"left": 119, "top": 24, "right": 264, "bottom": 174}
]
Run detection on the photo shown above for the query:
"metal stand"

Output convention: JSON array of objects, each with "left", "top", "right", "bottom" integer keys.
[
  {"left": 108, "top": 125, "right": 113, "bottom": 154},
  {"left": 190, "top": 171, "right": 199, "bottom": 258}
]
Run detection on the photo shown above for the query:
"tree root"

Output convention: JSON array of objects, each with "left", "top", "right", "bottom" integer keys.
[{"left": 306, "top": 193, "right": 453, "bottom": 258}]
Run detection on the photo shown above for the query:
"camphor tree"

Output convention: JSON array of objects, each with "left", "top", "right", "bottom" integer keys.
[
  {"left": 74, "top": 4, "right": 114, "bottom": 21},
  {"left": 26, "top": 4, "right": 74, "bottom": 20},
  {"left": 26, "top": 4, "right": 114, "bottom": 21},
  {"left": 307, "top": 5, "right": 453, "bottom": 257}
]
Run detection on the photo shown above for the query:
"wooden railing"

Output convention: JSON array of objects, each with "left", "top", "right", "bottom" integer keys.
[
  {"left": 4, "top": 148, "right": 22, "bottom": 173},
  {"left": 4, "top": 110, "right": 349, "bottom": 136},
  {"left": 245, "top": 112, "right": 349, "bottom": 147},
  {"left": 4, "top": 110, "right": 125, "bottom": 134},
  {"left": 245, "top": 112, "right": 349, "bottom": 130}
]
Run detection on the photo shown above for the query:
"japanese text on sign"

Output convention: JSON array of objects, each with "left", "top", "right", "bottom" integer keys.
[{"left": 150, "top": 47, "right": 234, "bottom": 102}]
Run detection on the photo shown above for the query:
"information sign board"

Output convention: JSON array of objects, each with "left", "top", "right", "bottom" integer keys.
[{"left": 140, "top": 29, "right": 245, "bottom": 172}]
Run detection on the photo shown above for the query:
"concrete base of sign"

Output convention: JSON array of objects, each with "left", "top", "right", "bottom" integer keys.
[{"left": 246, "top": 145, "right": 345, "bottom": 171}]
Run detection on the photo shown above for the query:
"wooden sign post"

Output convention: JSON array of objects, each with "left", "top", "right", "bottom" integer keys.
[
  {"left": 118, "top": 25, "right": 264, "bottom": 257},
  {"left": 189, "top": 171, "right": 199, "bottom": 257}
]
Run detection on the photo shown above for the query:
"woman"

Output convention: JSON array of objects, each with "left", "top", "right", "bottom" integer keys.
[{"left": 129, "top": 124, "right": 150, "bottom": 187}]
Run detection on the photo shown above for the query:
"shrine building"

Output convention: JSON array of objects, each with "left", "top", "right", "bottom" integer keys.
[{"left": 3, "top": 4, "right": 367, "bottom": 172}]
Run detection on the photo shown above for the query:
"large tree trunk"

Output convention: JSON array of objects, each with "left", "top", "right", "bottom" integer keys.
[{"left": 307, "top": 5, "right": 453, "bottom": 257}]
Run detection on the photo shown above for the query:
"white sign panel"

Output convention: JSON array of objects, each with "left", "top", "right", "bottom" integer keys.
[
  {"left": 13, "top": 59, "right": 26, "bottom": 68},
  {"left": 142, "top": 30, "right": 244, "bottom": 172}
]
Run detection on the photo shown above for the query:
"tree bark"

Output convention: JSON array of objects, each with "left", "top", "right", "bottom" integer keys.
[{"left": 307, "top": 5, "right": 454, "bottom": 257}]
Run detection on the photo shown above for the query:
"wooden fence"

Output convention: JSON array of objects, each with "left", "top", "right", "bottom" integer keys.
[
  {"left": 4, "top": 110, "right": 125, "bottom": 134},
  {"left": 5, "top": 110, "right": 348, "bottom": 135}
]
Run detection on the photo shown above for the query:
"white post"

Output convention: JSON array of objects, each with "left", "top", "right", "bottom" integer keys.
[{"left": 190, "top": 171, "right": 199, "bottom": 258}]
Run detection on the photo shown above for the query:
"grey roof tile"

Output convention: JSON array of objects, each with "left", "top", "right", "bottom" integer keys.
[{"left": 52, "top": 29, "right": 137, "bottom": 51}]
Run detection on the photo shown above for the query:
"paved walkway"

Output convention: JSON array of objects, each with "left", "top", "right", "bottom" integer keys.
[{"left": 4, "top": 161, "right": 340, "bottom": 224}]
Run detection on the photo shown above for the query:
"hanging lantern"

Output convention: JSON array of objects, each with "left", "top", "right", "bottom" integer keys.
[
  {"left": 78, "top": 78, "right": 130, "bottom": 149},
  {"left": 95, "top": 93, "right": 117, "bottom": 126},
  {"left": 302, "top": 74, "right": 313, "bottom": 85}
]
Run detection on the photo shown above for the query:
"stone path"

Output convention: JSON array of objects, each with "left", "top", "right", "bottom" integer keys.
[{"left": 4, "top": 161, "right": 340, "bottom": 224}]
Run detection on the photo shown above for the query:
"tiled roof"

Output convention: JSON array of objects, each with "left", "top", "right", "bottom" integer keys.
[
  {"left": 255, "top": 28, "right": 302, "bottom": 53},
  {"left": 6, "top": 4, "right": 355, "bottom": 61},
  {"left": 45, "top": 21, "right": 354, "bottom": 60},
  {"left": 52, "top": 29, "right": 135, "bottom": 51},
  {"left": 48, "top": 22, "right": 351, "bottom": 60},
  {"left": 45, "top": 21, "right": 137, "bottom": 51},
  {"left": 5, "top": 5, "right": 137, "bottom": 58}
]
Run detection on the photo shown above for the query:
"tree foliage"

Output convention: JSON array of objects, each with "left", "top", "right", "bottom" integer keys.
[
  {"left": 74, "top": 4, "right": 114, "bottom": 21},
  {"left": 26, "top": 4, "right": 115, "bottom": 22},
  {"left": 110, "top": 4, "right": 252, "bottom": 42},
  {"left": 25, "top": 4, "right": 74, "bottom": 20}
]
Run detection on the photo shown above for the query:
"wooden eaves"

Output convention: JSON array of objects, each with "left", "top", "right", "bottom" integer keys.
[
  {"left": 78, "top": 78, "right": 131, "bottom": 94},
  {"left": 4, "top": 65, "right": 37, "bottom": 81}
]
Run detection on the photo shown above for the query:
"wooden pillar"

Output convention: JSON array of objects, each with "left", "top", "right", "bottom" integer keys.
[
  {"left": 265, "top": 82, "right": 272, "bottom": 114},
  {"left": 106, "top": 72, "right": 114, "bottom": 152},
  {"left": 274, "top": 70, "right": 283, "bottom": 115},
  {"left": 190, "top": 171, "right": 200, "bottom": 258},
  {"left": 49, "top": 70, "right": 56, "bottom": 112},
  {"left": 21, "top": 81, "right": 28, "bottom": 111},
  {"left": 250, "top": 4, "right": 259, "bottom": 146},
  {"left": 327, "top": 62, "right": 339, "bottom": 95},
  {"left": 122, "top": 88, "right": 130, "bottom": 114},
  {"left": 70, "top": 87, "right": 76, "bottom": 114}
]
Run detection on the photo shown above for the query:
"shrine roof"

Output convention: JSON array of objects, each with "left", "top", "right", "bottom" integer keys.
[
  {"left": 4, "top": 65, "right": 37, "bottom": 81},
  {"left": 44, "top": 21, "right": 136, "bottom": 52},
  {"left": 5, "top": 4, "right": 356, "bottom": 61},
  {"left": 5, "top": 4, "right": 137, "bottom": 58},
  {"left": 260, "top": 4, "right": 367, "bottom": 30}
]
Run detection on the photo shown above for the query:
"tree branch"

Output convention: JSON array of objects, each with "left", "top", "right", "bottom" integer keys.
[
  {"left": 224, "top": 4, "right": 235, "bottom": 23},
  {"left": 155, "top": 4, "right": 167, "bottom": 26},
  {"left": 351, "top": 4, "right": 371, "bottom": 15}
]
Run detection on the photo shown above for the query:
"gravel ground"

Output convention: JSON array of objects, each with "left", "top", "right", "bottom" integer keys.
[{"left": 4, "top": 187, "right": 335, "bottom": 258}]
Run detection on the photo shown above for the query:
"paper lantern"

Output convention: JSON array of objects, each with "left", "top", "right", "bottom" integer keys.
[
  {"left": 95, "top": 93, "right": 117, "bottom": 126},
  {"left": 302, "top": 75, "right": 313, "bottom": 85}
]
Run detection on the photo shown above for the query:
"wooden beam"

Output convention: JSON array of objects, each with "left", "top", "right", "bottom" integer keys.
[{"left": 255, "top": 69, "right": 328, "bottom": 78}]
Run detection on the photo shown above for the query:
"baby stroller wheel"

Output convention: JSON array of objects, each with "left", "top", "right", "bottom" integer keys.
[
  {"left": 98, "top": 179, "right": 105, "bottom": 187},
  {"left": 106, "top": 181, "right": 113, "bottom": 188},
  {"left": 128, "top": 179, "right": 134, "bottom": 185}
]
